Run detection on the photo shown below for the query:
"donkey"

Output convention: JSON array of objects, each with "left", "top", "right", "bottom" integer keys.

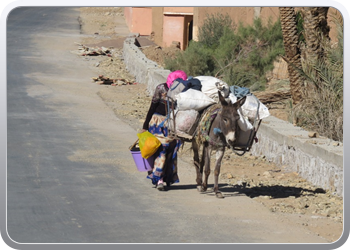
[{"left": 191, "top": 91, "right": 246, "bottom": 198}]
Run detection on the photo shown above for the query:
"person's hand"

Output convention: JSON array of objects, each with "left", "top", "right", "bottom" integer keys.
[{"left": 138, "top": 129, "right": 147, "bottom": 133}]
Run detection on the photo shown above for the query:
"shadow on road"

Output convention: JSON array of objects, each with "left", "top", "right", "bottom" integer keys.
[
  {"left": 219, "top": 183, "right": 326, "bottom": 199},
  {"left": 157, "top": 184, "right": 198, "bottom": 192},
  {"left": 166, "top": 183, "right": 326, "bottom": 199}
]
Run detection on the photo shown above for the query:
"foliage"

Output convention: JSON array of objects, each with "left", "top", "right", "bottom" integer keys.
[
  {"left": 197, "top": 13, "right": 234, "bottom": 49},
  {"left": 165, "top": 15, "right": 284, "bottom": 91},
  {"left": 164, "top": 10, "right": 343, "bottom": 142},
  {"left": 295, "top": 13, "right": 343, "bottom": 142},
  {"left": 295, "top": 11, "right": 305, "bottom": 43},
  {"left": 164, "top": 41, "right": 215, "bottom": 76}
]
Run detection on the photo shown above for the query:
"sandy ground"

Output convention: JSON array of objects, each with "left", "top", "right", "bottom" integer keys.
[{"left": 75, "top": 7, "right": 344, "bottom": 243}]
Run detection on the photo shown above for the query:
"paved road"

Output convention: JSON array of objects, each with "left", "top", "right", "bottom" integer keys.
[{"left": 5, "top": 7, "right": 328, "bottom": 248}]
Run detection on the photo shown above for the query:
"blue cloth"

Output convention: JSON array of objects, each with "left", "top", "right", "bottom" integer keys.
[
  {"left": 176, "top": 78, "right": 202, "bottom": 92},
  {"left": 213, "top": 127, "right": 222, "bottom": 135},
  {"left": 146, "top": 114, "right": 181, "bottom": 186},
  {"left": 230, "top": 85, "right": 250, "bottom": 98}
]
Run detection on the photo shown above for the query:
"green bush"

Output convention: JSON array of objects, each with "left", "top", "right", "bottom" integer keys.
[
  {"left": 165, "top": 15, "right": 284, "bottom": 91},
  {"left": 164, "top": 41, "right": 215, "bottom": 76},
  {"left": 213, "top": 18, "right": 284, "bottom": 90},
  {"left": 198, "top": 13, "right": 234, "bottom": 49}
]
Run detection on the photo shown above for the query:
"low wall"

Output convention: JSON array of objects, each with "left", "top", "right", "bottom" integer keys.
[
  {"left": 123, "top": 38, "right": 344, "bottom": 197},
  {"left": 123, "top": 38, "right": 170, "bottom": 95},
  {"left": 251, "top": 116, "right": 343, "bottom": 196}
]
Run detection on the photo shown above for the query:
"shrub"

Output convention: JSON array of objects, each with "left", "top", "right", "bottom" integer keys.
[
  {"left": 198, "top": 13, "right": 234, "bottom": 49},
  {"left": 164, "top": 41, "right": 215, "bottom": 76},
  {"left": 165, "top": 15, "right": 285, "bottom": 91},
  {"left": 213, "top": 18, "right": 285, "bottom": 90}
]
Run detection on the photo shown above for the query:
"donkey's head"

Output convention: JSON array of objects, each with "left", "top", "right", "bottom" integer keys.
[{"left": 218, "top": 91, "right": 246, "bottom": 146}]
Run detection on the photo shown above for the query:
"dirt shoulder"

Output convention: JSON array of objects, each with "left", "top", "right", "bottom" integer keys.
[{"left": 76, "top": 7, "right": 343, "bottom": 243}]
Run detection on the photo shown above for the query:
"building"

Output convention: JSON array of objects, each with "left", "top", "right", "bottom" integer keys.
[
  {"left": 124, "top": 7, "right": 340, "bottom": 50},
  {"left": 124, "top": 7, "right": 194, "bottom": 50}
]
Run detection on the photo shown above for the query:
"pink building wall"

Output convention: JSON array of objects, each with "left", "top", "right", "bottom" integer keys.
[
  {"left": 163, "top": 7, "right": 193, "bottom": 14},
  {"left": 124, "top": 7, "right": 152, "bottom": 35},
  {"left": 162, "top": 15, "right": 186, "bottom": 50}
]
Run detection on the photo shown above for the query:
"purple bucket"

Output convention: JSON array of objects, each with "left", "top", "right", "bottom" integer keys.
[{"left": 130, "top": 145, "right": 154, "bottom": 172}]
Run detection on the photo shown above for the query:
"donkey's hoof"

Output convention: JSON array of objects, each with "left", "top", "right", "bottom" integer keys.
[
  {"left": 197, "top": 186, "right": 205, "bottom": 193},
  {"left": 215, "top": 192, "right": 224, "bottom": 199}
]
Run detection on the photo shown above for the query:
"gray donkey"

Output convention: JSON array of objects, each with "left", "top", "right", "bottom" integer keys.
[{"left": 192, "top": 91, "right": 247, "bottom": 198}]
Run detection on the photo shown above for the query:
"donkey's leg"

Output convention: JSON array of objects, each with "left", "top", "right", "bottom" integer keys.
[
  {"left": 192, "top": 140, "right": 203, "bottom": 191},
  {"left": 202, "top": 144, "right": 211, "bottom": 192},
  {"left": 213, "top": 147, "right": 225, "bottom": 198}
]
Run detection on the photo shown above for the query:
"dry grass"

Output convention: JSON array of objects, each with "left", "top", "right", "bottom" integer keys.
[
  {"left": 295, "top": 88, "right": 343, "bottom": 142},
  {"left": 292, "top": 13, "right": 343, "bottom": 142}
]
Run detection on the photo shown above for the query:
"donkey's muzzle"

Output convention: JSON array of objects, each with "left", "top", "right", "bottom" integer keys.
[{"left": 226, "top": 131, "right": 236, "bottom": 146}]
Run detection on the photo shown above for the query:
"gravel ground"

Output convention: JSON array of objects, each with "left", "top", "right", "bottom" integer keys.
[{"left": 75, "top": 7, "right": 344, "bottom": 242}]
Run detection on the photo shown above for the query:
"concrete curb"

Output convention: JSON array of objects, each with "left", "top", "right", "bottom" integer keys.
[{"left": 122, "top": 38, "right": 344, "bottom": 197}]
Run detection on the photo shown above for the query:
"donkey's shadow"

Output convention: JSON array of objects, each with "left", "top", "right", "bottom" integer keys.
[{"left": 210, "top": 183, "right": 326, "bottom": 199}]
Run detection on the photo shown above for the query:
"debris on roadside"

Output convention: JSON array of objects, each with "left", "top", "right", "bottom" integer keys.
[
  {"left": 92, "top": 75, "right": 137, "bottom": 86},
  {"left": 308, "top": 131, "right": 319, "bottom": 138},
  {"left": 71, "top": 41, "right": 136, "bottom": 85},
  {"left": 74, "top": 42, "right": 113, "bottom": 56}
]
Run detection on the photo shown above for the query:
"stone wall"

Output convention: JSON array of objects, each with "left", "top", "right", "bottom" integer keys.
[
  {"left": 123, "top": 38, "right": 344, "bottom": 197},
  {"left": 123, "top": 38, "right": 170, "bottom": 95},
  {"left": 251, "top": 116, "right": 343, "bottom": 196}
]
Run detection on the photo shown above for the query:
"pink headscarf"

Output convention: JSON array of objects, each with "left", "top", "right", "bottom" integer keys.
[{"left": 166, "top": 70, "right": 187, "bottom": 88}]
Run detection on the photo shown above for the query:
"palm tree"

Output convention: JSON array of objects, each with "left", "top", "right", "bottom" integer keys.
[
  {"left": 279, "top": 7, "right": 304, "bottom": 105},
  {"left": 300, "top": 7, "right": 330, "bottom": 62},
  {"left": 299, "top": 7, "right": 330, "bottom": 90}
]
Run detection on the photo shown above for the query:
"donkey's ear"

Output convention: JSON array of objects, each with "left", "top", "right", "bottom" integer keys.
[
  {"left": 235, "top": 96, "right": 247, "bottom": 108},
  {"left": 218, "top": 91, "right": 228, "bottom": 106}
]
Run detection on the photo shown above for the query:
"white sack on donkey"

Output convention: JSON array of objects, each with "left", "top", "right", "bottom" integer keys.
[
  {"left": 175, "top": 89, "right": 216, "bottom": 111},
  {"left": 168, "top": 109, "right": 199, "bottom": 135},
  {"left": 193, "top": 76, "right": 230, "bottom": 99},
  {"left": 229, "top": 93, "right": 270, "bottom": 121}
]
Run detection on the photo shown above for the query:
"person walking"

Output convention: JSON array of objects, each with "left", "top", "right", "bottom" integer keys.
[{"left": 141, "top": 70, "right": 187, "bottom": 190}]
